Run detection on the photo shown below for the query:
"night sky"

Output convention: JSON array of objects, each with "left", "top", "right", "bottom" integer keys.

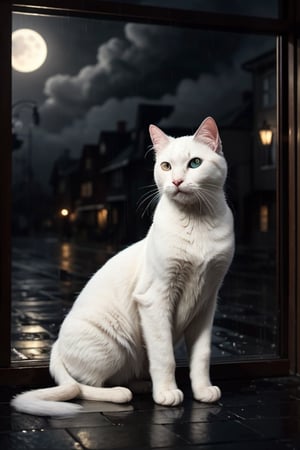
[{"left": 12, "top": 2, "right": 276, "bottom": 190}]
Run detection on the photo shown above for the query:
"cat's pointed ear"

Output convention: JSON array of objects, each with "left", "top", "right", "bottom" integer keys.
[
  {"left": 149, "top": 124, "right": 170, "bottom": 152},
  {"left": 193, "top": 117, "right": 223, "bottom": 154}
]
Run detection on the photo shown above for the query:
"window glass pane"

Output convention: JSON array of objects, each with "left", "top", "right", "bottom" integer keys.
[
  {"left": 98, "top": 0, "right": 279, "bottom": 18},
  {"left": 12, "top": 12, "right": 277, "bottom": 364}
]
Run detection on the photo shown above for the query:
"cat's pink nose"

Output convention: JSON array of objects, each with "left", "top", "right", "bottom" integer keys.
[{"left": 172, "top": 179, "right": 183, "bottom": 187}]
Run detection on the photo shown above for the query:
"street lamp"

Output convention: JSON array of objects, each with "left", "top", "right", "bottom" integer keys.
[
  {"left": 12, "top": 100, "right": 40, "bottom": 234},
  {"left": 60, "top": 208, "right": 69, "bottom": 217},
  {"left": 258, "top": 120, "right": 273, "bottom": 147}
]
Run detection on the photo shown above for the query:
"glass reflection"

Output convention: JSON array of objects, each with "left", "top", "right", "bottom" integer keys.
[{"left": 11, "top": 11, "right": 277, "bottom": 362}]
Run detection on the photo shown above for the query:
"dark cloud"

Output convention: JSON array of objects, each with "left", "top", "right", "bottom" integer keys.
[
  {"left": 12, "top": 3, "right": 276, "bottom": 192},
  {"left": 40, "top": 22, "right": 240, "bottom": 132}
]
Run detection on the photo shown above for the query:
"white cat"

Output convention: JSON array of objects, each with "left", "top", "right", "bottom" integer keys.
[{"left": 11, "top": 117, "right": 234, "bottom": 417}]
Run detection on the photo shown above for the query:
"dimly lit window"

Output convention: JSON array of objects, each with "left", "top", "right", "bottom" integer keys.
[
  {"left": 81, "top": 181, "right": 93, "bottom": 197},
  {"left": 97, "top": 208, "right": 108, "bottom": 229},
  {"left": 260, "top": 204, "right": 269, "bottom": 232}
]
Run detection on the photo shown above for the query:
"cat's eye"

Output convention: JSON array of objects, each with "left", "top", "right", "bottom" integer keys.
[
  {"left": 160, "top": 161, "right": 171, "bottom": 171},
  {"left": 188, "top": 157, "right": 202, "bottom": 169}
]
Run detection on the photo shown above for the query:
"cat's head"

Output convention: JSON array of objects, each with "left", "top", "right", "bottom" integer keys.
[{"left": 149, "top": 117, "right": 227, "bottom": 207}]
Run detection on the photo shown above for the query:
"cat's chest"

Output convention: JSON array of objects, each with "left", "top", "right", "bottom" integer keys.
[
  {"left": 158, "top": 216, "right": 233, "bottom": 322},
  {"left": 157, "top": 216, "right": 232, "bottom": 266},
  {"left": 166, "top": 236, "right": 220, "bottom": 302}
]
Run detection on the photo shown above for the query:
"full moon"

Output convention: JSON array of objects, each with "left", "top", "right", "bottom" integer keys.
[{"left": 12, "top": 28, "right": 47, "bottom": 73}]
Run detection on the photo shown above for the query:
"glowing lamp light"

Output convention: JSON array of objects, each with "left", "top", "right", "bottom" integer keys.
[
  {"left": 259, "top": 120, "right": 273, "bottom": 146},
  {"left": 60, "top": 208, "right": 69, "bottom": 217}
]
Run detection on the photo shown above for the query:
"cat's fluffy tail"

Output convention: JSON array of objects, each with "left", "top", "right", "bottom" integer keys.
[
  {"left": 11, "top": 341, "right": 83, "bottom": 417},
  {"left": 11, "top": 341, "right": 133, "bottom": 417},
  {"left": 11, "top": 383, "right": 82, "bottom": 417},
  {"left": 11, "top": 382, "right": 134, "bottom": 417},
  {"left": 11, "top": 382, "right": 133, "bottom": 417}
]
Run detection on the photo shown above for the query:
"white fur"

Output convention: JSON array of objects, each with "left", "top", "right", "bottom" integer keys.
[{"left": 11, "top": 117, "right": 234, "bottom": 417}]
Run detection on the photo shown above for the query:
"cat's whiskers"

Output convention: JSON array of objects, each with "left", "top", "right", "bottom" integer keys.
[
  {"left": 138, "top": 183, "right": 157, "bottom": 191},
  {"left": 199, "top": 181, "right": 221, "bottom": 191},
  {"left": 141, "top": 192, "right": 160, "bottom": 218},
  {"left": 191, "top": 187, "right": 215, "bottom": 217},
  {"left": 137, "top": 188, "right": 159, "bottom": 209},
  {"left": 200, "top": 189, "right": 217, "bottom": 216},
  {"left": 137, "top": 188, "right": 160, "bottom": 218}
]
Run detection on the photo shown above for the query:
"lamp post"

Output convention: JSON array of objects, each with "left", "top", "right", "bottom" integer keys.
[
  {"left": 12, "top": 100, "right": 40, "bottom": 149},
  {"left": 12, "top": 100, "right": 40, "bottom": 234}
]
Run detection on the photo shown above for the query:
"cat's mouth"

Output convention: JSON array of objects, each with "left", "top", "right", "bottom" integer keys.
[
  {"left": 171, "top": 186, "right": 191, "bottom": 199},
  {"left": 174, "top": 185, "right": 189, "bottom": 195},
  {"left": 166, "top": 186, "right": 188, "bottom": 196},
  {"left": 165, "top": 185, "right": 192, "bottom": 200}
]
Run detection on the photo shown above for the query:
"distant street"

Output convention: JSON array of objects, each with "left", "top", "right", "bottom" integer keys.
[{"left": 11, "top": 236, "right": 277, "bottom": 363}]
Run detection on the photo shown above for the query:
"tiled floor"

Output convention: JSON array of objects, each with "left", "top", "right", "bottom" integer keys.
[{"left": 1, "top": 376, "right": 300, "bottom": 449}]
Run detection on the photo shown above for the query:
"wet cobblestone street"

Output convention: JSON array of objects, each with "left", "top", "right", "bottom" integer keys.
[
  {"left": 11, "top": 237, "right": 112, "bottom": 362},
  {"left": 11, "top": 236, "right": 277, "bottom": 363}
]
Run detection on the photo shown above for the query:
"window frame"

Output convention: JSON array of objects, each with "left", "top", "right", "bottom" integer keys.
[{"left": 0, "top": 0, "right": 299, "bottom": 384}]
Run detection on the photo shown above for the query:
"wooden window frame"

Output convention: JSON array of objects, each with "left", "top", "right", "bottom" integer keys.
[{"left": 0, "top": 0, "right": 299, "bottom": 384}]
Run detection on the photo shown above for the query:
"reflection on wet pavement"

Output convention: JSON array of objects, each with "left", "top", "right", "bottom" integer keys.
[
  {"left": 11, "top": 236, "right": 278, "bottom": 362},
  {"left": 2, "top": 377, "right": 300, "bottom": 449}
]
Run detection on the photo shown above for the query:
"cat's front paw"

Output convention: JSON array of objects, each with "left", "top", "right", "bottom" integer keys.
[
  {"left": 153, "top": 388, "right": 184, "bottom": 406},
  {"left": 193, "top": 385, "right": 221, "bottom": 403}
]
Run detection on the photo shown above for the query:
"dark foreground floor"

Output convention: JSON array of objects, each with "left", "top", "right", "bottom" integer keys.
[{"left": 1, "top": 376, "right": 300, "bottom": 449}]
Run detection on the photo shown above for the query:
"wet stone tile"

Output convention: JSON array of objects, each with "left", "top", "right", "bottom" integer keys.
[
  {"left": 163, "top": 419, "right": 261, "bottom": 445},
  {"left": 243, "top": 417, "right": 300, "bottom": 440},
  {"left": 13, "top": 325, "right": 49, "bottom": 334},
  {"left": 219, "top": 392, "right": 266, "bottom": 408},
  {"left": 103, "top": 409, "right": 174, "bottom": 426},
  {"left": 130, "top": 394, "right": 169, "bottom": 411},
  {"left": 12, "top": 332, "right": 51, "bottom": 341},
  {"left": 11, "top": 348, "right": 28, "bottom": 361},
  {"left": 229, "top": 400, "right": 300, "bottom": 420},
  {"left": 12, "top": 340, "right": 52, "bottom": 349},
  {"left": 19, "top": 347, "right": 51, "bottom": 360},
  {"left": 47, "top": 412, "right": 111, "bottom": 428},
  {"left": 0, "top": 429, "right": 83, "bottom": 450},
  {"left": 69, "top": 423, "right": 188, "bottom": 449},
  {"left": 0, "top": 413, "right": 48, "bottom": 432},
  {"left": 25, "top": 312, "right": 65, "bottom": 322},
  {"left": 104, "top": 404, "right": 235, "bottom": 426}
]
